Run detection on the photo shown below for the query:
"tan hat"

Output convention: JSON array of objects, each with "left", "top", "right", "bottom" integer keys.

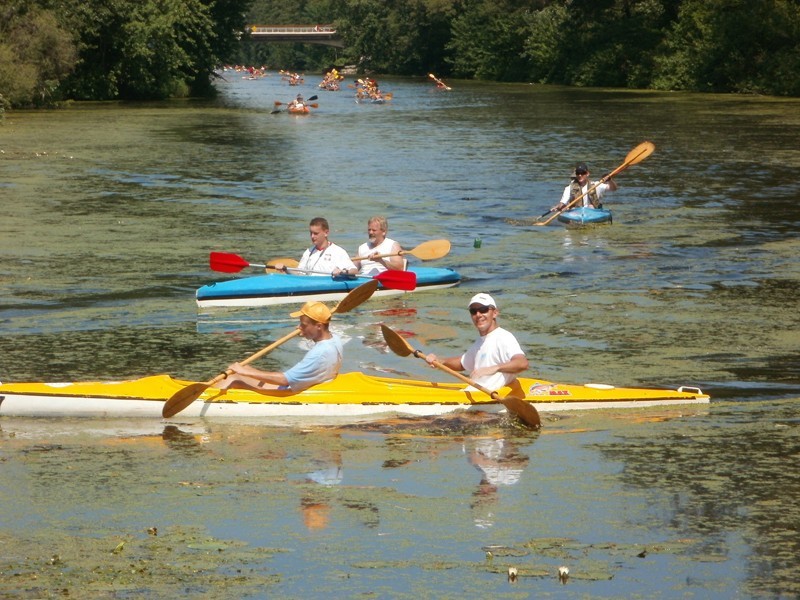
[{"left": 290, "top": 301, "right": 332, "bottom": 324}]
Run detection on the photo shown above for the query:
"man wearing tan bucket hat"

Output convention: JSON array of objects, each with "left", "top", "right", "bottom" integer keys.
[{"left": 216, "top": 301, "right": 343, "bottom": 393}]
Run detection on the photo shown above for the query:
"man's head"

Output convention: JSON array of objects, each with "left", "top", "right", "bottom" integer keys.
[
  {"left": 467, "top": 293, "right": 499, "bottom": 336},
  {"left": 573, "top": 163, "right": 589, "bottom": 182},
  {"left": 367, "top": 216, "right": 388, "bottom": 244},
  {"left": 308, "top": 217, "right": 330, "bottom": 249},
  {"left": 290, "top": 301, "right": 332, "bottom": 340}
]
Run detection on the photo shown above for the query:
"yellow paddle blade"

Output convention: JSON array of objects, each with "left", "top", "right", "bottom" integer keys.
[
  {"left": 624, "top": 141, "right": 655, "bottom": 166},
  {"left": 407, "top": 239, "right": 450, "bottom": 260},
  {"left": 381, "top": 323, "right": 415, "bottom": 357},
  {"left": 334, "top": 279, "right": 378, "bottom": 314},
  {"left": 266, "top": 257, "right": 300, "bottom": 269}
]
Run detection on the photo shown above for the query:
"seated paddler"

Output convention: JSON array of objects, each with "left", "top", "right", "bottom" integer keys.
[{"left": 215, "top": 301, "right": 343, "bottom": 394}]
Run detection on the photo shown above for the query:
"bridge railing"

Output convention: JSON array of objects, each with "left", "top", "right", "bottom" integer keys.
[{"left": 250, "top": 25, "right": 336, "bottom": 34}]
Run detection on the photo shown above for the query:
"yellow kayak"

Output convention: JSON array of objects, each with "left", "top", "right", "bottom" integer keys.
[{"left": 0, "top": 372, "right": 709, "bottom": 421}]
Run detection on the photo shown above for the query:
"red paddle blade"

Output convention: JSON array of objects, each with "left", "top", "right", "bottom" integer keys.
[
  {"left": 375, "top": 270, "right": 417, "bottom": 291},
  {"left": 209, "top": 251, "right": 249, "bottom": 273}
]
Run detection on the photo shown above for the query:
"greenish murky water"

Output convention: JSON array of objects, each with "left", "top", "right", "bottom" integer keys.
[{"left": 1, "top": 72, "right": 799, "bottom": 597}]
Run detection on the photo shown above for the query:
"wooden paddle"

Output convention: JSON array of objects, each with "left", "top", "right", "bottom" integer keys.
[
  {"left": 209, "top": 252, "right": 297, "bottom": 273},
  {"left": 351, "top": 239, "right": 451, "bottom": 262},
  {"left": 209, "top": 252, "right": 416, "bottom": 291},
  {"left": 286, "top": 266, "right": 417, "bottom": 291},
  {"left": 537, "top": 141, "right": 656, "bottom": 226},
  {"left": 380, "top": 324, "right": 541, "bottom": 429},
  {"left": 428, "top": 73, "right": 451, "bottom": 90},
  {"left": 162, "top": 280, "right": 379, "bottom": 418},
  {"left": 274, "top": 102, "right": 319, "bottom": 108}
]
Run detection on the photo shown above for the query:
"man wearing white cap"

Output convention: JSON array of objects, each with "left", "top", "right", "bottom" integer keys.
[
  {"left": 215, "top": 301, "right": 343, "bottom": 393},
  {"left": 425, "top": 293, "right": 529, "bottom": 391}
]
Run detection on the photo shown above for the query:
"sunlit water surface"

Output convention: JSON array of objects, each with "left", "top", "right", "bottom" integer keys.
[{"left": 1, "top": 72, "right": 799, "bottom": 597}]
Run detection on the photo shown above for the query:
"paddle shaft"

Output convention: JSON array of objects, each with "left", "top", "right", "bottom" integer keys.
[
  {"left": 379, "top": 324, "right": 541, "bottom": 428},
  {"left": 420, "top": 350, "right": 540, "bottom": 428},
  {"left": 162, "top": 280, "right": 379, "bottom": 418},
  {"left": 351, "top": 239, "right": 450, "bottom": 262},
  {"left": 538, "top": 141, "right": 655, "bottom": 226},
  {"left": 210, "top": 329, "right": 300, "bottom": 384}
]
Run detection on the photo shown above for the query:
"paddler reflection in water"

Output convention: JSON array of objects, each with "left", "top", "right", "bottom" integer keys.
[
  {"left": 467, "top": 437, "right": 529, "bottom": 529},
  {"left": 424, "top": 293, "right": 529, "bottom": 395},
  {"left": 214, "top": 301, "right": 343, "bottom": 394},
  {"left": 552, "top": 162, "right": 617, "bottom": 211}
]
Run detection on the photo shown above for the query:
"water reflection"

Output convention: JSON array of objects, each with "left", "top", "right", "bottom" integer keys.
[{"left": 466, "top": 436, "right": 530, "bottom": 529}]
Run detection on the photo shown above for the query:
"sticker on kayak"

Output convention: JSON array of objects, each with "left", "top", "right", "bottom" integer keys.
[{"left": 528, "top": 383, "right": 571, "bottom": 396}]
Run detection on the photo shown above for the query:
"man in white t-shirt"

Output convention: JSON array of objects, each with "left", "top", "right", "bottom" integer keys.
[
  {"left": 424, "top": 293, "right": 529, "bottom": 391},
  {"left": 354, "top": 216, "right": 404, "bottom": 276},
  {"left": 275, "top": 217, "right": 357, "bottom": 276}
]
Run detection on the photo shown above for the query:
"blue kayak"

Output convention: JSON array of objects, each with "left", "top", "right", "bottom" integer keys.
[
  {"left": 196, "top": 266, "right": 461, "bottom": 308},
  {"left": 557, "top": 207, "right": 612, "bottom": 227}
]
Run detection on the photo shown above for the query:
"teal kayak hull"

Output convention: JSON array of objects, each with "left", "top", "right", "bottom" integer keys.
[
  {"left": 196, "top": 266, "right": 461, "bottom": 308},
  {"left": 557, "top": 207, "right": 613, "bottom": 226}
]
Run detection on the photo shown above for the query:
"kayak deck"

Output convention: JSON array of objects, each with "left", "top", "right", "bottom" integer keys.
[
  {"left": 196, "top": 266, "right": 461, "bottom": 308},
  {"left": 557, "top": 207, "right": 612, "bottom": 226},
  {"left": 0, "top": 372, "right": 709, "bottom": 421}
]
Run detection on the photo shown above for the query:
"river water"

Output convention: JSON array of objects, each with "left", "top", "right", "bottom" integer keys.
[{"left": 1, "top": 72, "right": 799, "bottom": 597}]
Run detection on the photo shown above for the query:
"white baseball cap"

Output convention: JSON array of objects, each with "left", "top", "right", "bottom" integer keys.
[{"left": 468, "top": 293, "right": 497, "bottom": 308}]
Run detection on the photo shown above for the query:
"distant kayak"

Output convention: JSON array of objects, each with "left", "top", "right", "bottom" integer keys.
[{"left": 557, "top": 206, "right": 612, "bottom": 226}]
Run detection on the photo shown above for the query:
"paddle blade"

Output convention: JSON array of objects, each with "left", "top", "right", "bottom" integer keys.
[
  {"left": 333, "top": 279, "right": 379, "bottom": 314},
  {"left": 307, "top": 95, "right": 318, "bottom": 101},
  {"left": 162, "top": 382, "right": 209, "bottom": 418},
  {"left": 625, "top": 141, "right": 655, "bottom": 166},
  {"left": 266, "top": 257, "right": 300, "bottom": 269},
  {"left": 380, "top": 324, "right": 415, "bottom": 357},
  {"left": 210, "top": 252, "right": 250, "bottom": 273},
  {"left": 498, "top": 394, "right": 541, "bottom": 429},
  {"left": 375, "top": 270, "right": 417, "bottom": 291},
  {"left": 408, "top": 239, "right": 450, "bottom": 260}
]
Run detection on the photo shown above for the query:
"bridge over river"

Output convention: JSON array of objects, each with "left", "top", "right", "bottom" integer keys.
[{"left": 248, "top": 25, "right": 344, "bottom": 48}]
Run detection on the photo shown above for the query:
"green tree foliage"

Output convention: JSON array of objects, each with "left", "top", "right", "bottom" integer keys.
[
  {"left": 522, "top": 0, "right": 800, "bottom": 95},
  {"left": 3, "top": 0, "right": 800, "bottom": 103},
  {"left": 0, "top": 2, "right": 78, "bottom": 108},
  {"left": 652, "top": 0, "right": 800, "bottom": 95},
  {"left": 447, "top": 0, "right": 542, "bottom": 81},
  {"left": 0, "top": 0, "right": 250, "bottom": 104},
  {"left": 59, "top": 0, "right": 249, "bottom": 100}
]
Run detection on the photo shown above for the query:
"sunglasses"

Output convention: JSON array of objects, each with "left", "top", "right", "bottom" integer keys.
[
  {"left": 469, "top": 305, "right": 493, "bottom": 315},
  {"left": 575, "top": 170, "right": 588, "bottom": 175}
]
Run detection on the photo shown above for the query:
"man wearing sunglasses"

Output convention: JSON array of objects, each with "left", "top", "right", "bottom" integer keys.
[
  {"left": 552, "top": 162, "right": 617, "bottom": 212},
  {"left": 425, "top": 293, "right": 529, "bottom": 391}
]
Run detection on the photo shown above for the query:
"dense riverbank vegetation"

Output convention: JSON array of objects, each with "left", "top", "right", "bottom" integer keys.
[{"left": 2, "top": 0, "right": 799, "bottom": 111}]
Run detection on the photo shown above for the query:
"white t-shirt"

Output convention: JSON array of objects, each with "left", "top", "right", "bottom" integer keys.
[
  {"left": 357, "top": 237, "right": 398, "bottom": 275},
  {"left": 461, "top": 327, "right": 525, "bottom": 391},
  {"left": 298, "top": 243, "right": 356, "bottom": 275}
]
